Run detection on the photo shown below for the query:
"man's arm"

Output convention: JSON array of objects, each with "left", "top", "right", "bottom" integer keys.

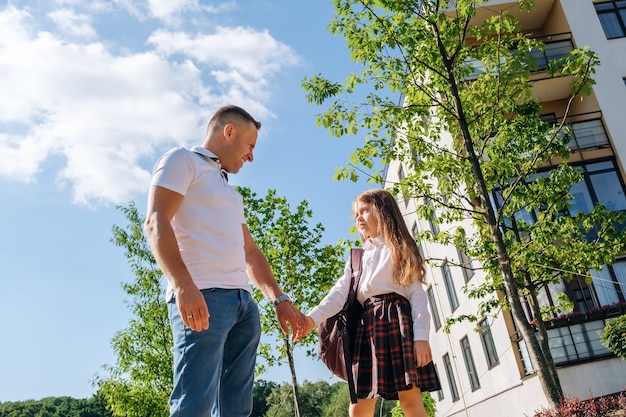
[
  {"left": 242, "top": 224, "right": 306, "bottom": 336},
  {"left": 144, "top": 185, "right": 209, "bottom": 332}
]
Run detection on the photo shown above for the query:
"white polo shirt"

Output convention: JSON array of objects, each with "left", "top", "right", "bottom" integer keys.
[{"left": 150, "top": 146, "right": 252, "bottom": 301}]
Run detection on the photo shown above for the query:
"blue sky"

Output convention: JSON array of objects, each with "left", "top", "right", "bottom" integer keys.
[{"left": 0, "top": 0, "right": 384, "bottom": 402}]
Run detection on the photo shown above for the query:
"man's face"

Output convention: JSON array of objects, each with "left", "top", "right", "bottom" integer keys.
[{"left": 223, "top": 120, "right": 257, "bottom": 173}]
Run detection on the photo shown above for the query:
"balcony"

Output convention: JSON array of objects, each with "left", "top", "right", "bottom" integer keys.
[
  {"left": 528, "top": 33, "right": 576, "bottom": 101},
  {"left": 462, "top": 32, "right": 576, "bottom": 102},
  {"left": 543, "top": 111, "right": 610, "bottom": 152},
  {"left": 466, "top": 0, "right": 556, "bottom": 33}
]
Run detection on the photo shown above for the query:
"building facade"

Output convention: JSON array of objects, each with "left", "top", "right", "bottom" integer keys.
[{"left": 383, "top": 1, "right": 626, "bottom": 416}]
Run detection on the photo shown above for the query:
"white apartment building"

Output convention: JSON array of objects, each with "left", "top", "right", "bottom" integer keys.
[{"left": 384, "top": 1, "right": 626, "bottom": 416}]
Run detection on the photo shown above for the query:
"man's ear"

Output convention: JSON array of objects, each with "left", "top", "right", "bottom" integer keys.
[{"left": 223, "top": 123, "right": 235, "bottom": 140}]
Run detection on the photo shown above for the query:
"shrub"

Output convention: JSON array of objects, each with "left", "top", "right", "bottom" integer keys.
[
  {"left": 599, "top": 314, "right": 626, "bottom": 360},
  {"left": 533, "top": 391, "right": 626, "bottom": 417}
]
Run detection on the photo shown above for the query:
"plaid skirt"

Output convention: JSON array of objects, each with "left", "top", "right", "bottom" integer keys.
[{"left": 352, "top": 292, "right": 441, "bottom": 400}]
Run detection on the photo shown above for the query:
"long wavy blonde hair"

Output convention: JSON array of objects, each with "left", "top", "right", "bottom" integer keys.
[{"left": 353, "top": 189, "right": 426, "bottom": 285}]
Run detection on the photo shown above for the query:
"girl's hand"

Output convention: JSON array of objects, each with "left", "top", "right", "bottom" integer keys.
[
  {"left": 295, "top": 315, "right": 316, "bottom": 341},
  {"left": 414, "top": 340, "right": 432, "bottom": 367}
]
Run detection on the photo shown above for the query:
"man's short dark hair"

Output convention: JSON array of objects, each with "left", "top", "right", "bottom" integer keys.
[{"left": 209, "top": 105, "right": 261, "bottom": 130}]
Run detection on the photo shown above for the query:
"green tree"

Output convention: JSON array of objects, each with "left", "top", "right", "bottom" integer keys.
[
  {"left": 264, "top": 380, "right": 343, "bottom": 417},
  {"left": 0, "top": 395, "right": 113, "bottom": 417},
  {"left": 252, "top": 379, "right": 279, "bottom": 417},
  {"left": 94, "top": 203, "right": 171, "bottom": 417},
  {"left": 600, "top": 314, "right": 626, "bottom": 360},
  {"left": 265, "top": 382, "right": 296, "bottom": 417},
  {"left": 302, "top": 0, "right": 626, "bottom": 408},
  {"left": 390, "top": 392, "right": 436, "bottom": 417},
  {"left": 322, "top": 383, "right": 350, "bottom": 417},
  {"left": 239, "top": 187, "right": 351, "bottom": 417}
]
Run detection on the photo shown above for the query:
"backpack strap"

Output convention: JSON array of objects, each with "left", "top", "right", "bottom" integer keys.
[
  {"left": 346, "top": 248, "right": 364, "bottom": 307},
  {"left": 344, "top": 247, "right": 364, "bottom": 404}
]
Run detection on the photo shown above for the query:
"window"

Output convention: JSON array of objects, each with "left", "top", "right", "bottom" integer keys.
[
  {"left": 418, "top": 241, "right": 425, "bottom": 260},
  {"left": 590, "top": 259, "right": 626, "bottom": 305},
  {"left": 398, "top": 164, "right": 406, "bottom": 181},
  {"left": 442, "top": 262, "right": 459, "bottom": 311},
  {"left": 493, "top": 158, "right": 626, "bottom": 226},
  {"left": 479, "top": 318, "right": 499, "bottom": 368},
  {"left": 518, "top": 338, "right": 534, "bottom": 374},
  {"left": 427, "top": 286, "right": 442, "bottom": 331},
  {"left": 460, "top": 336, "right": 480, "bottom": 391},
  {"left": 610, "top": 260, "right": 626, "bottom": 301},
  {"left": 412, "top": 222, "right": 426, "bottom": 258},
  {"left": 443, "top": 353, "right": 460, "bottom": 401},
  {"left": 458, "top": 248, "right": 475, "bottom": 282},
  {"left": 433, "top": 363, "right": 444, "bottom": 400},
  {"left": 426, "top": 198, "right": 440, "bottom": 236},
  {"left": 595, "top": 1, "right": 626, "bottom": 39},
  {"left": 398, "top": 165, "right": 409, "bottom": 207},
  {"left": 585, "top": 161, "right": 626, "bottom": 212},
  {"left": 567, "top": 275, "right": 597, "bottom": 312}
]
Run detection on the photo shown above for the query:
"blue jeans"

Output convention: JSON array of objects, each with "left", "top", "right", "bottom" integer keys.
[{"left": 168, "top": 288, "right": 261, "bottom": 416}]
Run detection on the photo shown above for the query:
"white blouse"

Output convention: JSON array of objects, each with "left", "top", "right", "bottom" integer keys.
[{"left": 308, "top": 236, "right": 431, "bottom": 341}]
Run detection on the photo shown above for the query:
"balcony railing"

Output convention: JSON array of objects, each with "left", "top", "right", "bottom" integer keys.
[
  {"left": 463, "top": 32, "right": 575, "bottom": 80},
  {"left": 543, "top": 111, "right": 610, "bottom": 152},
  {"left": 527, "top": 33, "right": 574, "bottom": 72}
]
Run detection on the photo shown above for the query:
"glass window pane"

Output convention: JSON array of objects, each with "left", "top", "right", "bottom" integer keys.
[
  {"left": 589, "top": 171, "right": 626, "bottom": 211},
  {"left": 514, "top": 207, "right": 535, "bottom": 225},
  {"left": 480, "top": 319, "right": 499, "bottom": 367},
  {"left": 398, "top": 164, "right": 406, "bottom": 181},
  {"left": 544, "top": 40, "right": 573, "bottom": 61},
  {"left": 518, "top": 339, "right": 534, "bottom": 373},
  {"left": 529, "top": 48, "right": 547, "bottom": 70},
  {"left": 590, "top": 267, "right": 620, "bottom": 305},
  {"left": 461, "top": 337, "right": 480, "bottom": 390},
  {"left": 570, "top": 119, "right": 609, "bottom": 150},
  {"left": 537, "top": 281, "right": 565, "bottom": 313},
  {"left": 586, "top": 161, "right": 614, "bottom": 172},
  {"left": 610, "top": 260, "right": 626, "bottom": 300},
  {"left": 598, "top": 13, "right": 625, "bottom": 38},
  {"left": 443, "top": 263, "right": 459, "bottom": 311},
  {"left": 595, "top": 3, "right": 615, "bottom": 11},
  {"left": 443, "top": 353, "right": 460, "bottom": 401},
  {"left": 428, "top": 287, "right": 442, "bottom": 330},
  {"left": 569, "top": 180, "right": 594, "bottom": 215}
]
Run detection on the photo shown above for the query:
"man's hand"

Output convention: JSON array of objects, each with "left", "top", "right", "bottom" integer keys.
[
  {"left": 176, "top": 286, "right": 210, "bottom": 332},
  {"left": 275, "top": 301, "right": 307, "bottom": 340}
]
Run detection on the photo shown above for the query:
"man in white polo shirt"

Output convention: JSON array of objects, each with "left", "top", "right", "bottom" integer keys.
[{"left": 144, "top": 105, "right": 306, "bottom": 416}]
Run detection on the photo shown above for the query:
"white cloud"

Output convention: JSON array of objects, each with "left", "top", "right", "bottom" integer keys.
[
  {"left": 147, "top": 0, "right": 198, "bottom": 25},
  {"left": 48, "top": 8, "right": 97, "bottom": 39},
  {"left": 113, "top": 0, "right": 212, "bottom": 26},
  {"left": 201, "top": 1, "right": 237, "bottom": 15},
  {"left": 0, "top": 5, "right": 297, "bottom": 206},
  {"left": 148, "top": 26, "right": 300, "bottom": 80}
]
